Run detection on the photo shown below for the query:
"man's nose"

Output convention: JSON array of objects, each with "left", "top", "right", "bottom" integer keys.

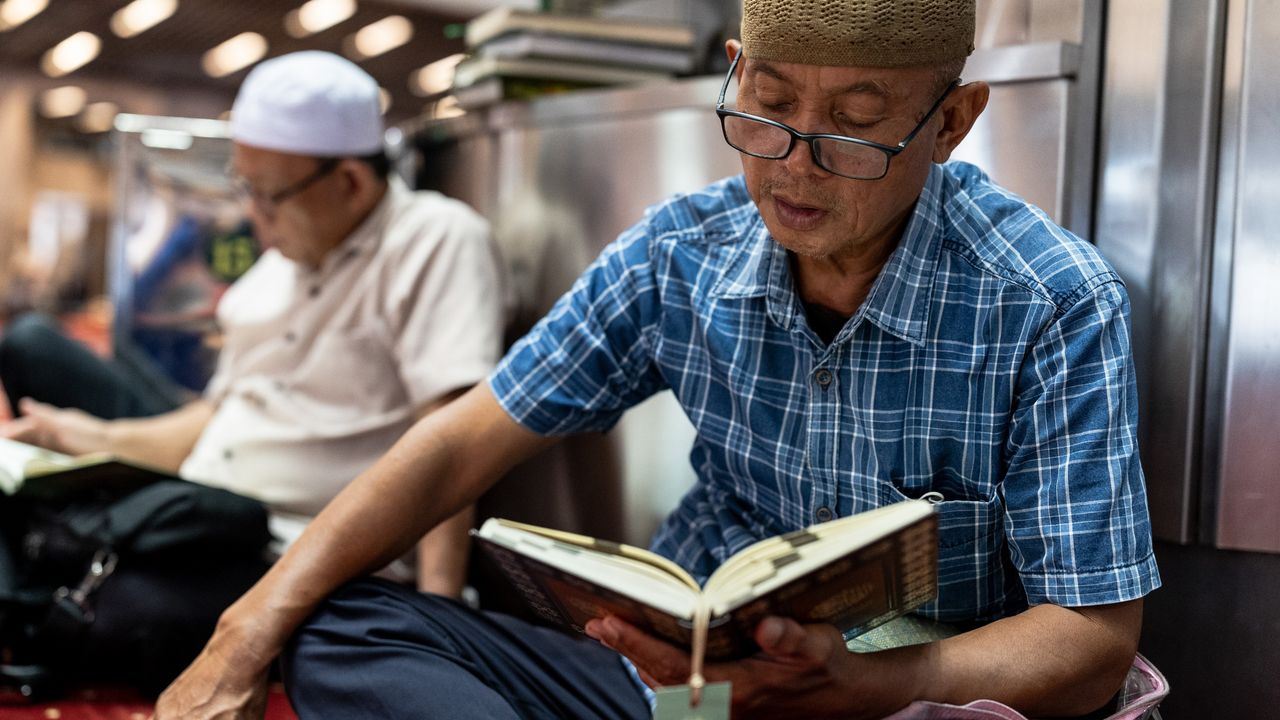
[{"left": 781, "top": 134, "right": 828, "bottom": 177}]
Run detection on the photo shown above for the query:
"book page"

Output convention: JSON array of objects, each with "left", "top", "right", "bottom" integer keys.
[
  {"left": 479, "top": 519, "right": 700, "bottom": 618},
  {"left": 0, "top": 437, "right": 75, "bottom": 494},
  {"left": 703, "top": 500, "right": 935, "bottom": 612},
  {"left": 492, "top": 519, "right": 700, "bottom": 590}
]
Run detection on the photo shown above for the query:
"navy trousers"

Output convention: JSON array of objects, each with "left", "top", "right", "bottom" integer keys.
[{"left": 283, "top": 578, "right": 652, "bottom": 720}]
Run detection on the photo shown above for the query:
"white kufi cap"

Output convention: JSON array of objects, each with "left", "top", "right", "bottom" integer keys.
[{"left": 230, "top": 51, "right": 383, "bottom": 156}]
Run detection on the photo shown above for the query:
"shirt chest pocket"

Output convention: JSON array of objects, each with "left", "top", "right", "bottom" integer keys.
[{"left": 879, "top": 483, "right": 1011, "bottom": 624}]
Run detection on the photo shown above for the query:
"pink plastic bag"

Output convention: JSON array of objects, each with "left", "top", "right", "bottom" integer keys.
[{"left": 880, "top": 654, "right": 1168, "bottom": 720}]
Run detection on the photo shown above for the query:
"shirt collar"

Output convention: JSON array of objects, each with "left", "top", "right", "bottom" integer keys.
[
  {"left": 706, "top": 205, "right": 800, "bottom": 331},
  {"left": 710, "top": 166, "right": 946, "bottom": 346},
  {"left": 857, "top": 164, "right": 946, "bottom": 346}
]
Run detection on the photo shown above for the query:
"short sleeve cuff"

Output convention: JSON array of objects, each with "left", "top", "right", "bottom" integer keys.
[
  {"left": 1020, "top": 550, "right": 1162, "bottom": 607},
  {"left": 487, "top": 362, "right": 562, "bottom": 436}
]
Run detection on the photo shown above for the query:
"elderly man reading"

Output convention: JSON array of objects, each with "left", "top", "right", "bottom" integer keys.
[
  {"left": 0, "top": 51, "right": 503, "bottom": 691},
  {"left": 156, "top": 2, "right": 1159, "bottom": 718}
]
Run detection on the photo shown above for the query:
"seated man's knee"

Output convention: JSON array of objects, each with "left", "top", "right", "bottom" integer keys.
[
  {"left": 284, "top": 578, "right": 462, "bottom": 673},
  {"left": 0, "top": 313, "right": 63, "bottom": 373}
]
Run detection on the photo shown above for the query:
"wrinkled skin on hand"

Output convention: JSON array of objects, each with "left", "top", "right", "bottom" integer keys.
[{"left": 151, "top": 620, "right": 275, "bottom": 720}]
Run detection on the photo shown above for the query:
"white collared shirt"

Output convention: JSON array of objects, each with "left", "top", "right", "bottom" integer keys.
[{"left": 180, "top": 178, "right": 504, "bottom": 558}]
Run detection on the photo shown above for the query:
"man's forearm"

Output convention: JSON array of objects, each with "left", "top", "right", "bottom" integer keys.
[
  {"left": 412, "top": 386, "right": 478, "bottom": 597},
  {"left": 417, "top": 504, "right": 475, "bottom": 597},
  {"left": 920, "top": 600, "right": 1142, "bottom": 716},
  {"left": 209, "top": 385, "right": 552, "bottom": 672},
  {"left": 105, "top": 399, "right": 216, "bottom": 472}
]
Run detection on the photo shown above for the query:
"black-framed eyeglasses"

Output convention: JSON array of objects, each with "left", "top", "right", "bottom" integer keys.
[
  {"left": 715, "top": 50, "right": 959, "bottom": 181},
  {"left": 229, "top": 157, "right": 340, "bottom": 214}
]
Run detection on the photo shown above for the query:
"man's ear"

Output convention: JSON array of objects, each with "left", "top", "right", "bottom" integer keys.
[
  {"left": 725, "top": 38, "right": 744, "bottom": 82},
  {"left": 337, "top": 158, "right": 374, "bottom": 203},
  {"left": 725, "top": 38, "right": 741, "bottom": 62},
  {"left": 931, "top": 81, "right": 989, "bottom": 164}
]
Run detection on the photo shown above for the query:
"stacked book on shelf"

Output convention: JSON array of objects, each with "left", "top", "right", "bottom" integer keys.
[{"left": 450, "top": 6, "right": 696, "bottom": 111}]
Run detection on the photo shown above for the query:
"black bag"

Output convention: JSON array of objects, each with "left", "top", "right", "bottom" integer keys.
[{"left": 0, "top": 480, "right": 271, "bottom": 698}]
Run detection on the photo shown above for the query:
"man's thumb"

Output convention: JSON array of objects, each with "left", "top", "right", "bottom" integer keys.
[
  {"left": 755, "top": 617, "right": 837, "bottom": 660},
  {"left": 17, "top": 397, "right": 54, "bottom": 419}
]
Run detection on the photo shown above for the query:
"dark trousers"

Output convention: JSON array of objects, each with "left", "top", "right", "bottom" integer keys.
[
  {"left": 283, "top": 578, "right": 651, "bottom": 720},
  {"left": 0, "top": 313, "right": 179, "bottom": 420}
]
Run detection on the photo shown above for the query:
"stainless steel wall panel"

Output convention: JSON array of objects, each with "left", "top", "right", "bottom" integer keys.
[
  {"left": 494, "top": 107, "right": 741, "bottom": 259},
  {"left": 952, "top": 79, "right": 1072, "bottom": 225},
  {"left": 1093, "top": 0, "right": 1225, "bottom": 543},
  {"left": 975, "top": 0, "right": 1085, "bottom": 46},
  {"left": 956, "top": 41, "right": 1086, "bottom": 231},
  {"left": 1214, "top": 0, "right": 1280, "bottom": 552},
  {"left": 951, "top": 6, "right": 1103, "bottom": 238}
]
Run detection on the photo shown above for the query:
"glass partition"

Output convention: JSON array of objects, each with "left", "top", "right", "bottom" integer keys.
[{"left": 108, "top": 115, "right": 257, "bottom": 399}]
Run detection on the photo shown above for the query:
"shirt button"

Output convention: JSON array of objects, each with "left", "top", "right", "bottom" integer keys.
[
  {"left": 814, "top": 368, "right": 833, "bottom": 387},
  {"left": 815, "top": 506, "right": 834, "bottom": 523},
  {"left": 284, "top": 331, "right": 297, "bottom": 343},
  {"left": 309, "top": 286, "right": 321, "bottom": 298},
  {"left": 223, "top": 448, "right": 234, "bottom": 460}
]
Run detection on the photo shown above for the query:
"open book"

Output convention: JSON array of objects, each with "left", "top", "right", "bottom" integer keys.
[
  {"left": 473, "top": 499, "right": 938, "bottom": 662},
  {"left": 0, "top": 437, "right": 177, "bottom": 501}
]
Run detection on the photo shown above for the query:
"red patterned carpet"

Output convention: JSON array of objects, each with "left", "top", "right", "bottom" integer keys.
[{"left": 0, "top": 684, "right": 299, "bottom": 719}]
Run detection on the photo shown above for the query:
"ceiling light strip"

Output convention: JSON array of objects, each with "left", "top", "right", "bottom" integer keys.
[{"left": 202, "top": 32, "right": 268, "bottom": 78}]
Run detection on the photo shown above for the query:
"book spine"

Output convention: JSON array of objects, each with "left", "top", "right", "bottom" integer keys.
[
  {"left": 474, "top": 33, "right": 693, "bottom": 73},
  {"left": 463, "top": 7, "right": 510, "bottom": 48},
  {"left": 465, "top": 9, "right": 694, "bottom": 49},
  {"left": 453, "top": 57, "right": 667, "bottom": 89}
]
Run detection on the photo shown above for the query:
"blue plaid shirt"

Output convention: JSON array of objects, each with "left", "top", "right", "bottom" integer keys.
[{"left": 490, "top": 162, "right": 1161, "bottom": 623}]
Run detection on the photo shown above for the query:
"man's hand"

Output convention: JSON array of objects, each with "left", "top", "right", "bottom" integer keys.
[
  {"left": 0, "top": 398, "right": 110, "bottom": 455},
  {"left": 585, "top": 615, "right": 927, "bottom": 720},
  {"left": 588, "top": 600, "right": 1142, "bottom": 719},
  {"left": 151, "top": 613, "right": 275, "bottom": 720}
]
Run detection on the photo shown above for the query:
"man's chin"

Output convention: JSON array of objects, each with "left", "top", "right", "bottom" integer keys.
[
  {"left": 775, "top": 238, "right": 839, "bottom": 261},
  {"left": 269, "top": 242, "right": 299, "bottom": 261},
  {"left": 763, "top": 219, "right": 836, "bottom": 259}
]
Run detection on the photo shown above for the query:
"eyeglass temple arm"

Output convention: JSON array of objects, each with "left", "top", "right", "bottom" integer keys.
[
  {"left": 896, "top": 80, "right": 961, "bottom": 150},
  {"left": 717, "top": 48, "right": 744, "bottom": 108}
]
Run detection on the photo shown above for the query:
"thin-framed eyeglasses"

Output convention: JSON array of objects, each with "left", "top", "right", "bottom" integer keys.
[
  {"left": 228, "top": 157, "right": 340, "bottom": 215},
  {"left": 715, "top": 49, "right": 959, "bottom": 181}
]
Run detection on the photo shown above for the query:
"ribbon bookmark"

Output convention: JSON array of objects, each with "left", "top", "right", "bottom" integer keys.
[
  {"left": 689, "top": 598, "right": 710, "bottom": 707},
  {"left": 652, "top": 598, "right": 730, "bottom": 720}
]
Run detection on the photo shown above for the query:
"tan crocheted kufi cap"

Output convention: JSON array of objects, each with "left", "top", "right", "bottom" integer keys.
[{"left": 741, "top": 0, "right": 975, "bottom": 68}]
